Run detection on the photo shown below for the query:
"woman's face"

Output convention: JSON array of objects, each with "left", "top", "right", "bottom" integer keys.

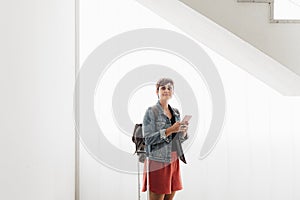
[{"left": 156, "top": 83, "right": 174, "bottom": 101}]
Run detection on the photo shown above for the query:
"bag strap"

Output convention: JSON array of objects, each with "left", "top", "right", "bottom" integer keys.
[{"left": 151, "top": 105, "right": 159, "bottom": 130}]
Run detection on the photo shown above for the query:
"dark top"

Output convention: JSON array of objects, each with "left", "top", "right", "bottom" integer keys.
[{"left": 168, "top": 105, "right": 178, "bottom": 151}]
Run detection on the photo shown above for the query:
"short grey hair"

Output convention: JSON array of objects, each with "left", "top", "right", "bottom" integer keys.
[{"left": 156, "top": 78, "right": 174, "bottom": 91}]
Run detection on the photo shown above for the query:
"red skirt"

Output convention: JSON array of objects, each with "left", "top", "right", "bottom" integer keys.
[{"left": 142, "top": 151, "right": 183, "bottom": 194}]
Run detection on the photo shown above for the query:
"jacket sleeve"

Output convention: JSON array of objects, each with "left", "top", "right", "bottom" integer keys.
[{"left": 143, "top": 107, "right": 170, "bottom": 146}]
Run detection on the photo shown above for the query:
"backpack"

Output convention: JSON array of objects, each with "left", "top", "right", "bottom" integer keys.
[{"left": 132, "top": 106, "right": 158, "bottom": 163}]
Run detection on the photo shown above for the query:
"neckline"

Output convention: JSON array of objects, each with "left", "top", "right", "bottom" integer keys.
[{"left": 166, "top": 105, "right": 174, "bottom": 120}]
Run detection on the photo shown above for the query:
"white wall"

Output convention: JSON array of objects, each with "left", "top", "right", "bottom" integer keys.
[
  {"left": 79, "top": 0, "right": 300, "bottom": 200},
  {"left": 181, "top": 45, "right": 300, "bottom": 200},
  {"left": 0, "top": 1, "right": 75, "bottom": 200}
]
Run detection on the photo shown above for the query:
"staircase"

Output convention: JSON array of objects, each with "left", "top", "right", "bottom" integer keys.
[
  {"left": 136, "top": 0, "right": 300, "bottom": 95},
  {"left": 178, "top": 0, "right": 300, "bottom": 77}
]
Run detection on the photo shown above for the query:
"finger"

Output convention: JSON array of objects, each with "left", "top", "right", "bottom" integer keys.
[{"left": 179, "top": 127, "right": 187, "bottom": 131}]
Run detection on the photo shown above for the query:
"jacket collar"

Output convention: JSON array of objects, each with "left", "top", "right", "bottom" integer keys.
[{"left": 156, "top": 100, "right": 179, "bottom": 117}]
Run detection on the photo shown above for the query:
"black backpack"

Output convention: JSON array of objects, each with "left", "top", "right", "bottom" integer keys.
[{"left": 132, "top": 106, "right": 158, "bottom": 163}]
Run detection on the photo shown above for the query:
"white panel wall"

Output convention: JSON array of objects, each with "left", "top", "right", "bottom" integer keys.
[
  {"left": 0, "top": 1, "right": 75, "bottom": 200},
  {"left": 79, "top": 1, "right": 300, "bottom": 200}
]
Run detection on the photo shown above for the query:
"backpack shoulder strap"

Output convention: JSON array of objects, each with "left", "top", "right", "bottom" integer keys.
[{"left": 151, "top": 105, "right": 159, "bottom": 130}]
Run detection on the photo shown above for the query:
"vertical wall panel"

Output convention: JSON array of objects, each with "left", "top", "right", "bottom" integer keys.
[{"left": 0, "top": 1, "right": 75, "bottom": 200}]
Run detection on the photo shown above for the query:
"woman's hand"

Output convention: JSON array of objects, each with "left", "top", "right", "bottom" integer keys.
[
  {"left": 165, "top": 121, "right": 189, "bottom": 136},
  {"left": 179, "top": 121, "right": 189, "bottom": 137}
]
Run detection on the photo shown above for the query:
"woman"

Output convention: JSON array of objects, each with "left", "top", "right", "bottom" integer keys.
[{"left": 142, "top": 78, "right": 189, "bottom": 200}]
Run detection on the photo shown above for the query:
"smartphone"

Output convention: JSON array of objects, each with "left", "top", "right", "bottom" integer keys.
[{"left": 181, "top": 115, "right": 192, "bottom": 123}]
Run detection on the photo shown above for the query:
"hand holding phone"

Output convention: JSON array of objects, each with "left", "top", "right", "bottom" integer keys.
[
  {"left": 180, "top": 115, "right": 192, "bottom": 130},
  {"left": 181, "top": 115, "right": 192, "bottom": 124},
  {"left": 167, "top": 115, "right": 192, "bottom": 136}
]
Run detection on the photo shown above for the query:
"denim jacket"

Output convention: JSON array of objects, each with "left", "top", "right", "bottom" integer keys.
[{"left": 142, "top": 101, "right": 188, "bottom": 163}]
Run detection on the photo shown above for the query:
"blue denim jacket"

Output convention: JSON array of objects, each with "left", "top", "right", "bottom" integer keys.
[{"left": 142, "top": 101, "right": 188, "bottom": 163}]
